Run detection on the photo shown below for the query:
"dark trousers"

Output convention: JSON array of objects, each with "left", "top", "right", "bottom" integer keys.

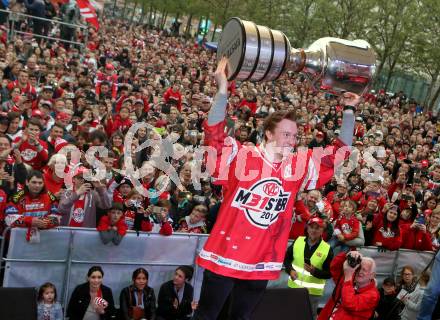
[{"left": 192, "top": 269, "right": 268, "bottom": 320}]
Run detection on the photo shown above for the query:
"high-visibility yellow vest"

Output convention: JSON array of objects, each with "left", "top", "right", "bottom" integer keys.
[{"left": 287, "top": 236, "right": 330, "bottom": 296}]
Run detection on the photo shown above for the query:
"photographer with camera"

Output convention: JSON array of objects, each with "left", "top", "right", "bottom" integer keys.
[{"left": 318, "top": 251, "right": 379, "bottom": 320}]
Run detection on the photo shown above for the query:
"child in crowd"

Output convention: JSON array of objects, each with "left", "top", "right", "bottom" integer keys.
[
  {"left": 97, "top": 203, "right": 127, "bottom": 245},
  {"left": 177, "top": 204, "right": 208, "bottom": 234},
  {"left": 330, "top": 200, "right": 360, "bottom": 251},
  {"left": 123, "top": 189, "right": 153, "bottom": 234},
  {"left": 374, "top": 277, "right": 402, "bottom": 320},
  {"left": 37, "top": 282, "right": 63, "bottom": 320},
  {"left": 145, "top": 199, "right": 173, "bottom": 236}
]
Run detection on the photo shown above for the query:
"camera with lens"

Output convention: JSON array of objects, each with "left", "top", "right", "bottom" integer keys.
[
  {"left": 347, "top": 252, "right": 362, "bottom": 268},
  {"left": 128, "top": 200, "right": 143, "bottom": 211}
]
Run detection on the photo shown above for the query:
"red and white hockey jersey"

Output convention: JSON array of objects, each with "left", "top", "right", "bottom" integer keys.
[{"left": 196, "top": 120, "right": 349, "bottom": 280}]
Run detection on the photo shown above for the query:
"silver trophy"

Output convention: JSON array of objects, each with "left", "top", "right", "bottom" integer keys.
[{"left": 217, "top": 17, "right": 376, "bottom": 95}]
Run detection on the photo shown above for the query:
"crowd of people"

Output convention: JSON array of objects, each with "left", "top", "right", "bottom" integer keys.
[{"left": 0, "top": 2, "right": 439, "bottom": 319}]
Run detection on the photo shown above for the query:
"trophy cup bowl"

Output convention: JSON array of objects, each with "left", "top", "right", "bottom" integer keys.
[{"left": 217, "top": 17, "right": 377, "bottom": 95}]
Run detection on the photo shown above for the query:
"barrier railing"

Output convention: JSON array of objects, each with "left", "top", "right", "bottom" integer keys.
[
  {"left": 1, "top": 227, "right": 436, "bottom": 308},
  {"left": 0, "top": 9, "right": 88, "bottom": 49}
]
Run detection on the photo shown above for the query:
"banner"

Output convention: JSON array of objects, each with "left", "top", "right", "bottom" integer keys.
[{"left": 77, "top": 0, "right": 99, "bottom": 30}]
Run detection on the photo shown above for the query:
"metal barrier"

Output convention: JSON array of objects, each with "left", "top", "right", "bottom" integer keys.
[
  {"left": 1, "top": 227, "right": 436, "bottom": 309},
  {"left": 0, "top": 9, "right": 88, "bottom": 49}
]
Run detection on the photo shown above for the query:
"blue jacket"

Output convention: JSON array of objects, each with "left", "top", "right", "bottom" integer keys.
[
  {"left": 37, "top": 301, "right": 63, "bottom": 320},
  {"left": 24, "top": 0, "right": 46, "bottom": 18}
]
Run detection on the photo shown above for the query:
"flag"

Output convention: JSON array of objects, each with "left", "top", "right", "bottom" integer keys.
[{"left": 76, "top": 0, "right": 99, "bottom": 30}]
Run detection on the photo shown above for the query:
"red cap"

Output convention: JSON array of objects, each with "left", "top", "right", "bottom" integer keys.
[
  {"left": 13, "top": 96, "right": 21, "bottom": 104},
  {"left": 54, "top": 138, "right": 69, "bottom": 153},
  {"left": 421, "top": 159, "right": 429, "bottom": 168},
  {"left": 56, "top": 112, "right": 70, "bottom": 121},
  {"left": 105, "top": 63, "right": 114, "bottom": 70},
  {"left": 32, "top": 109, "right": 44, "bottom": 118},
  {"left": 316, "top": 131, "right": 324, "bottom": 138},
  {"left": 308, "top": 217, "right": 324, "bottom": 228},
  {"left": 155, "top": 119, "right": 167, "bottom": 128}
]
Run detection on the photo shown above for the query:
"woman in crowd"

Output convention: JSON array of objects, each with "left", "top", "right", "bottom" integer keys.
[
  {"left": 372, "top": 204, "right": 402, "bottom": 250},
  {"left": 66, "top": 266, "right": 116, "bottom": 320},
  {"left": 157, "top": 266, "right": 195, "bottom": 320},
  {"left": 120, "top": 267, "right": 156, "bottom": 320},
  {"left": 397, "top": 265, "right": 427, "bottom": 320}
]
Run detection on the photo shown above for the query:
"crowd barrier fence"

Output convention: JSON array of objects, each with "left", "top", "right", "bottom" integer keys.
[
  {"left": 0, "top": 9, "right": 88, "bottom": 49},
  {"left": 0, "top": 227, "right": 436, "bottom": 308}
]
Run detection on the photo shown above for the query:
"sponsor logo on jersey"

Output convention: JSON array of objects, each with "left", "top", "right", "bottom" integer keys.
[
  {"left": 21, "top": 149, "right": 37, "bottom": 161},
  {"left": 72, "top": 208, "right": 85, "bottom": 223},
  {"left": 231, "top": 178, "right": 291, "bottom": 229},
  {"left": 5, "top": 205, "right": 19, "bottom": 215},
  {"left": 379, "top": 227, "right": 395, "bottom": 238},
  {"left": 25, "top": 202, "right": 45, "bottom": 211},
  {"left": 255, "top": 263, "right": 265, "bottom": 270},
  {"left": 341, "top": 223, "right": 353, "bottom": 234}
]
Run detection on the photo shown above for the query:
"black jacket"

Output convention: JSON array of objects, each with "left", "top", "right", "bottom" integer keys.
[
  {"left": 119, "top": 285, "right": 156, "bottom": 320},
  {"left": 373, "top": 288, "right": 402, "bottom": 320},
  {"left": 157, "top": 280, "right": 193, "bottom": 320},
  {"left": 66, "top": 282, "right": 116, "bottom": 320}
]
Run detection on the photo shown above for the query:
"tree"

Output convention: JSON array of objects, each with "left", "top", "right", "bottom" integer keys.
[
  {"left": 361, "top": 0, "right": 419, "bottom": 89},
  {"left": 410, "top": 0, "right": 440, "bottom": 109}
]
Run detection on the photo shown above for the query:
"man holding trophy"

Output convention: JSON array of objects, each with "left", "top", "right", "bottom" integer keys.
[{"left": 192, "top": 18, "right": 376, "bottom": 320}]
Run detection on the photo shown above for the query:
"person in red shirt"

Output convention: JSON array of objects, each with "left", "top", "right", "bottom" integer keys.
[
  {"left": 330, "top": 200, "right": 360, "bottom": 250},
  {"left": 177, "top": 204, "right": 208, "bottom": 234},
  {"left": 372, "top": 204, "right": 402, "bottom": 250},
  {"left": 13, "top": 118, "right": 48, "bottom": 170},
  {"left": 7, "top": 70, "right": 37, "bottom": 98},
  {"left": 238, "top": 92, "right": 257, "bottom": 114},
  {"left": 401, "top": 214, "right": 433, "bottom": 251},
  {"left": 163, "top": 81, "right": 182, "bottom": 111},
  {"left": 97, "top": 202, "right": 127, "bottom": 245},
  {"left": 192, "top": 57, "right": 358, "bottom": 319},
  {"left": 318, "top": 251, "right": 380, "bottom": 320},
  {"left": 326, "top": 181, "right": 351, "bottom": 219},
  {"left": 43, "top": 153, "right": 68, "bottom": 198},
  {"left": 4, "top": 170, "right": 59, "bottom": 241},
  {"left": 106, "top": 106, "right": 132, "bottom": 136},
  {"left": 95, "top": 63, "right": 118, "bottom": 100}
]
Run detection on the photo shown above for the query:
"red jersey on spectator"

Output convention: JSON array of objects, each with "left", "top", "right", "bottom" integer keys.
[
  {"left": 326, "top": 191, "right": 350, "bottom": 219},
  {"left": 106, "top": 115, "right": 132, "bottom": 135},
  {"left": 400, "top": 224, "right": 433, "bottom": 251},
  {"left": 334, "top": 214, "right": 360, "bottom": 241},
  {"left": 7, "top": 80, "right": 37, "bottom": 97},
  {"left": 289, "top": 200, "right": 312, "bottom": 240},
  {"left": 97, "top": 215, "right": 128, "bottom": 236},
  {"left": 124, "top": 209, "right": 152, "bottom": 231},
  {"left": 14, "top": 138, "right": 49, "bottom": 170},
  {"left": 95, "top": 72, "right": 118, "bottom": 99},
  {"left": 238, "top": 98, "right": 257, "bottom": 114},
  {"left": 4, "top": 190, "right": 59, "bottom": 228},
  {"left": 163, "top": 87, "right": 182, "bottom": 111},
  {"left": 372, "top": 215, "right": 402, "bottom": 250}
]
